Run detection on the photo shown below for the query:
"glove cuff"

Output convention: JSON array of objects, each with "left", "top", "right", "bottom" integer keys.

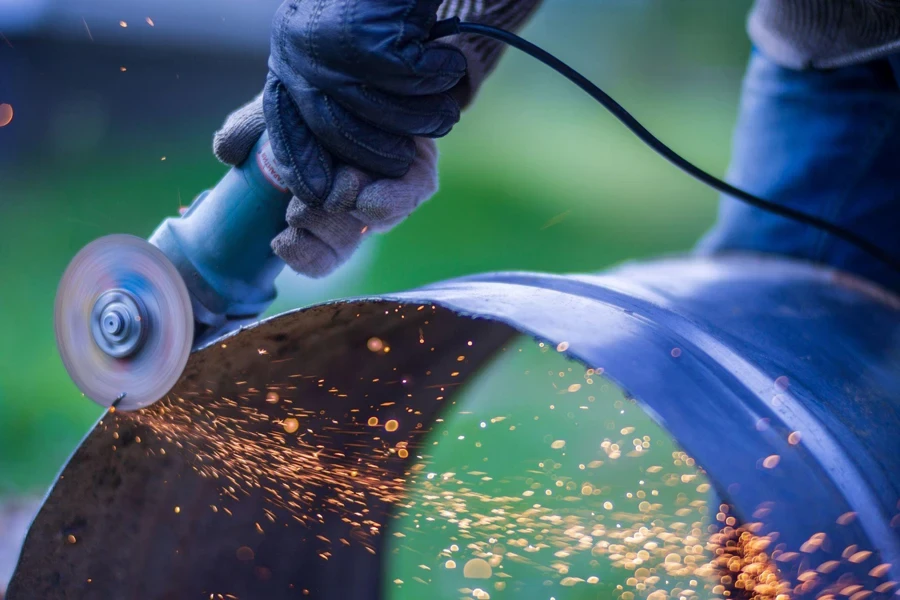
[{"left": 437, "top": 0, "right": 544, "bottom": 108}]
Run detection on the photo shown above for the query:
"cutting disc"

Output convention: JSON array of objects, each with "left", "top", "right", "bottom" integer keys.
[{"left": 54, "top": 234, "right": 194, "bottom": 410}]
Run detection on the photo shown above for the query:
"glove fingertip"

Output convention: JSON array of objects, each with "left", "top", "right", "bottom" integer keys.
[
  {"left": 213, "top": 94, "right": 266, "bottom": 166},
  {"left": 272, "top": 228, "right": 343, "bottom": 279},
  {"left": 213, "top": 130, "right": 250, "bottom": 166},
  {"left": 419, "top": 43, "right": 467, "bottom": 84}
]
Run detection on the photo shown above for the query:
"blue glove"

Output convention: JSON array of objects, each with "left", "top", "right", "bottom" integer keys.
[{"left": 264, "top": 0, "right": 466, "bottom": 204}]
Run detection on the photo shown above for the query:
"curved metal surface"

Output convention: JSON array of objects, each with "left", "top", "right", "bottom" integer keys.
[
  {"left": 11, "top": 254, "right": 900, "bottom": 599},
  {"left": 390, "top": 255, "right": 900, "bottom": 593}
]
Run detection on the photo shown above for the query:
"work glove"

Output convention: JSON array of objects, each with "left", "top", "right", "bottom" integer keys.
[
  {"left": 264, "top": 0, "right": 465, "bottom": 195},
  {"left": 214, "top": 0, "right": 464, "bottom": 277},
  {"left": 214, "top": 95, "right": 438, "bottom": 277},
  {"left": 214, "top": 0, "right": 545, "bottom": 277}
]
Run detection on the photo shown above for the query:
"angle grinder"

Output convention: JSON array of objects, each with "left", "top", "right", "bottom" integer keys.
[
  {"left": 57, "top": 18, "right": 895, "bottom": 414},
  {"left": 54, "top": 132, "right": 293, "bottom": 411}
]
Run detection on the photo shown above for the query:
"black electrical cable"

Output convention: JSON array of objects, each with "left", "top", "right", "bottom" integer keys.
[{"left": 431, "top": 18, "right": 900, "bottom": 273}]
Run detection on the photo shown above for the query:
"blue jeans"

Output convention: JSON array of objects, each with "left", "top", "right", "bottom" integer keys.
[{"left": 697, "top": 49, "right": 900, "bottom": 294}]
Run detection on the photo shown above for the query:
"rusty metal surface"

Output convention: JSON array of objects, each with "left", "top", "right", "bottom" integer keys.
[
  {"left": 10, "top": 254, "right": 900, "bottom": 598},
  {"left": 9, "top": 301, "right": 514, "bottom": 599}
]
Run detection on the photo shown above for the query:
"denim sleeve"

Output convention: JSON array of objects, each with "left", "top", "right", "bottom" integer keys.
[{"left": 696, "top": 48, "right": 900, "bottom": 294}]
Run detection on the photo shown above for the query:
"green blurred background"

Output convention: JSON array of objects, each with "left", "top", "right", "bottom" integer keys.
[{"left": 0, "top": 0, "right": 751, "bottom": 594}]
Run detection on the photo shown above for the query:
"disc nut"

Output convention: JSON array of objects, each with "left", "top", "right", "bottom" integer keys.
[
  {"left": 101, "top": 306, "right": 127, "bottom": 337},
  {"left": 91, "top": 290, "right": 147, "bottom": 359}
]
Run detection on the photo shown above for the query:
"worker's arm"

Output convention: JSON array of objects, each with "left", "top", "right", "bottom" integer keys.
[{"left": 214, "top": 0, "right": 542, "bottom": 277}]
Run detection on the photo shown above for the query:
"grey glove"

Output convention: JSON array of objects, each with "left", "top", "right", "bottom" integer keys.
[{"left": 214, "top": 95, "right": 438, "bottom": 278}]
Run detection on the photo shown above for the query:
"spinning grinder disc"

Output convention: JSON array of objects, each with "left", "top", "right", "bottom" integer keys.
[{"left": 54, "top": 234, "right": 193, "bottom": 411}]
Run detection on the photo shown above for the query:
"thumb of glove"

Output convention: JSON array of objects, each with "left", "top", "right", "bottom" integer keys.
[{"left": 213, "top": 94, "right": 266, "bottom": 166}]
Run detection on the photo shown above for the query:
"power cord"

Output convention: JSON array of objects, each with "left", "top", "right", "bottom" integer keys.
[{"left": 431, "top": 18, "right": 900, "bottom": 273}]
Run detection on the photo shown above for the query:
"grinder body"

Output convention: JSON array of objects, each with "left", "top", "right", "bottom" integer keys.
[{"left": 150, "top": 132, "right": 293, "bottom": 347}]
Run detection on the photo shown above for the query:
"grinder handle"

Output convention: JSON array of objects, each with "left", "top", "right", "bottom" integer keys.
[{"left": 149, "top": 130, "right": 294, "bottom": 345}]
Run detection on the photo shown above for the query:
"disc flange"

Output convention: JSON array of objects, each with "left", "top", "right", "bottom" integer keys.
[{"left": 54, "top": 234, "right": 194, "bottom": 410}]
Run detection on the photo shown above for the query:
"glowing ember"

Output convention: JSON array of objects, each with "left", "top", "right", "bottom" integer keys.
[
  {"left": 385, "top": 419, "right": 399, "bottom": 432},
  {"left": 463, "top": 558, "right": 492, "bottom": 579},
  {"left": 283, "top": 417, "right": 300, "bottom": 434},
  {"left": 367, "top": 337, "right": 384, "bottom": 352},
  {"left": 367, "top": 416, "right": 379, "bottom": 426},
  {"left": 0, "top": 104, "right": 12, "bottom": 127},
  {"left": 837, "top": 511, "right": 857, "bottom": 525},
  {"left": 762, "top": 455, "right": 781, "bottom": 469}
]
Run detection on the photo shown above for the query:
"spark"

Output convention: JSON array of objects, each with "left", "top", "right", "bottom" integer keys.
[
  {"left": 463, "top": 558, "right": 492, "bottom": 578},
  {"left": 837, "top": 511, "right": 857, "bottom": 525},
  {"left": 82, "top": 18, "right": 94, "bottom": 41},
  {"left": 540, "top": 209, "right": 572, "bottom": 230},
  {"left": 0, "top": 104, "right": 12, "bottom": 127}
]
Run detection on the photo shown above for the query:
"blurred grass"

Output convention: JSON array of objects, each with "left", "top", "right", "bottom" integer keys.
[{"left": 0, "top": 0, "right": 748, "bottom": 499}]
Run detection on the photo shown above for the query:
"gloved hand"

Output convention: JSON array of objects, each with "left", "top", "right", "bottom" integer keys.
[
  {"left": 214, "top": 95, "right": 438, "bottom": 278},
  {"left": 265, "top": 0, "right": 464, "bottom": 201},
  {"left": 214, "top": 0, "right": 464, "bottom": 278}
]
